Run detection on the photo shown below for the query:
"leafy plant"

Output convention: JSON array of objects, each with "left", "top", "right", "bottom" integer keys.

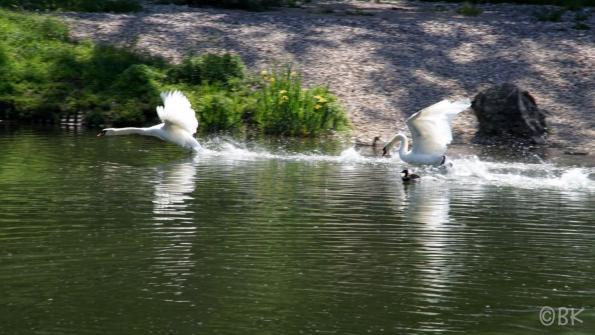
[
  {"left": 254, "top": 68, "right": 349, "bottom": 136},
  {"left": 456, "top": 2, "right": 482, "bottom": 16},
  {"left": 168, "top": 53, "right": 245, "bottom": 86},
  {"left": 195, "top": 84, "right": 252, "bottom": 132}
]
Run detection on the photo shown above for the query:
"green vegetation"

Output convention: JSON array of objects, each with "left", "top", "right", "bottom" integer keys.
[
  {"left": 0, "top": 0, "right": 141, "bottom": 12},
  {"left": 156, "top": 0, "right": 302, "bottom": 11},
  {"left": 0, "top": 9, "right": 349, "bottom": 136},
  {"left": 255, "top": 69, "right": 349, "bottom": 136},
  {"left": 168, "top": 53, "right": 246, "bottom": 87},
  {"left": 456, "top": 2, "right": 482, "bottom": 16}
]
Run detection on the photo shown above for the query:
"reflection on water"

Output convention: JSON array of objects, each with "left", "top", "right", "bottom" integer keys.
[
  {"left": 153, "top": 158, "right": 198, "bottom": 216},
  {"left": 150, "top": 158, "right": 199, "bottom": 303},
  {"left": 1, "top": 126, "right": 594, "bottom": 335}
]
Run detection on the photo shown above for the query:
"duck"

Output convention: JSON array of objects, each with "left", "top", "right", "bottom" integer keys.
[
  {"left": 355, "top": 136, "right": 381, "bottom": 147},
  {"left": 401, "top": 169, "right": 420, "bottom": 182}
]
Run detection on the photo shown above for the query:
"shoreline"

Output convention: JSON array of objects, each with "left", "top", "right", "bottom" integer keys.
[{"left": 60, "top": 0, "right": 595, "bottom": 150}]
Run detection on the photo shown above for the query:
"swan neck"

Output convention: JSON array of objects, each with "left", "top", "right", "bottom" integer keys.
[
  {"left": 397, "top": 134, "right": 409, "bottom": 157},
  {"left": 107, "top": 127, "right": 150, "bottom": 136}
]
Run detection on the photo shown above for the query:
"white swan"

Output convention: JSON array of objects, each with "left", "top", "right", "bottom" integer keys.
[
  {"left": 382, "top": 99, "right": 470, "bottom": 165},
  {"left": 98, "top": 90, "right": 201, "bottom": 152}
]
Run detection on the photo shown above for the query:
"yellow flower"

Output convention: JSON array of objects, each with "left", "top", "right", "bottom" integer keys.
[
  {"left": 281, "top": 95, "right": 289, "bottom": 101},
  {"left": 318, "top": 97, "right": 327, "bottom": 103},
  {"left": 279, "top": 90, "right": 287, "bottom": 94},
  {"left": 314, "top": 104, "right": 322, "bottom": 110},
  {"left": 313, "top": 95, "right": 322, "bottom": 100},
  {"left": 268, "top": 77, "right": 275, "bottom": 83},
  {"left": 290, "top": 71, "right": 298, "bottom": 77},
  {"left": 260, "top": 70, "right": 268, "bottom": 76}
]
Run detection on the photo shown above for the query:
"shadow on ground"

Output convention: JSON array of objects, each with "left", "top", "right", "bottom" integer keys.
[{"left": 61, "top": 0, "right": 595, "bottom": 149}]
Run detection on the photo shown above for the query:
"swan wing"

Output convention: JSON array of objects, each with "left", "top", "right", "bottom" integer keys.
[
  {"left": 156, "top": 91, "right": 198, "bottom": 135},
  {"left": 406, "top": 99, "right": 470, "bottom": 156}
]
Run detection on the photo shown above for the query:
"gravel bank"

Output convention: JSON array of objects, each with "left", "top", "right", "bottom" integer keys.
[{"left": 61, "top": 1, "right": 595, "bottom": 149}]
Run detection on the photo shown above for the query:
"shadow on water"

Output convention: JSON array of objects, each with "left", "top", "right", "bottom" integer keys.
[{"left": 0, "top": 126, "right": 594, "bottom": 334}]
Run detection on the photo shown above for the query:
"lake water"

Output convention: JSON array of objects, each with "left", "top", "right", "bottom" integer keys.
[{"left": 1, "top": 126, "right": 594, "bottom": 334}]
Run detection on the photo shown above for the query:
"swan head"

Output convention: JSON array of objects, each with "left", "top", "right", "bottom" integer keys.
[
  {"left": 97, "top": 129, "right": 113, "bottom": 137},
  {"left": 401, "top": 169, "right": 409, "bottom": 176},
  {"left": 382, "top": 134, "right": 406, "bottom": 157}
]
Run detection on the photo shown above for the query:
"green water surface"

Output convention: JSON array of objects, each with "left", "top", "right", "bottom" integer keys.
[{"left": 0, "top": 126, "right": 594, "bottom": 334}]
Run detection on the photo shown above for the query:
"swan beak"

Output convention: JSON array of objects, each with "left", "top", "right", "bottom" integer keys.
[
  {"left": 97, "top": 130, "right": 106, "bottom": 137},
  {"left": 382, "top": 147, "right": 388, "bottom": 157}
]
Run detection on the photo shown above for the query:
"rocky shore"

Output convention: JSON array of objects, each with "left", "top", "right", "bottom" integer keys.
[{"left": 61, "top": 1, "right": 595, "bottom": 150}]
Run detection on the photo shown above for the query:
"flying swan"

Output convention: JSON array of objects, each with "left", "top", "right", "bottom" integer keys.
[
  {"left": 98, "top": 91, "right": 201, "bottom": 153},
  {"left": 382, "top": 99, "right": 470, "bottom": 165}
]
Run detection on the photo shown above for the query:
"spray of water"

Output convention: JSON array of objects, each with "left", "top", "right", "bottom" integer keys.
[{"left": 196, "top": 139, "right": 595, "bottom": 192}]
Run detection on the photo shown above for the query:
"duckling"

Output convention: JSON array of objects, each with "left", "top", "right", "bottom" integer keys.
[
  {"left": 355, "top": 136, "right": 381, "bottom": 148},
  {"left": 401, "top": 169, "right": 420, "bottom": 182}
]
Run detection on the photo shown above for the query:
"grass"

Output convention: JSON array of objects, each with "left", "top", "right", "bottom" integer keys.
[
  {"left": 0, "top": 9, "right": 349, "bottom": 137},
  {"left": 0, "top": 0, "right": 142, "bottom": 12},
  {"left": 456, "top": 1, "right": 482, "bottom": 16}
]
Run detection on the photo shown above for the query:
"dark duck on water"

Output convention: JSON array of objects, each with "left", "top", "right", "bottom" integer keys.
[{"left": 401, "top": 169, "right": 420, "bottom": 182}]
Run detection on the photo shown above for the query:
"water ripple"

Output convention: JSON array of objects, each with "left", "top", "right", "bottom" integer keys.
[{"left": 0, "top": 128, "right": 594, "bottom": 334}]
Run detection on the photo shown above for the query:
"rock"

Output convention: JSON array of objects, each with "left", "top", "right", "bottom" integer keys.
[{"left": 471, "top": 83, "right": 547, "bottom": 144}]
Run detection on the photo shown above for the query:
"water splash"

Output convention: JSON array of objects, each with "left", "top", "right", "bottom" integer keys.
[
  {"left": 446, "top": 156, "right": 595, "bottom": 192},
  {"left": 199, "top": 141, "right": 389, "bottom": 165},
  {"left": 196, "top": 139, "right": 595, "bottom": 192}
]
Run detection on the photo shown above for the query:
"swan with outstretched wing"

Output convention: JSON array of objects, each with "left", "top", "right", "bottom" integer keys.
[
  {"left": 383, "top": 99, "right": 470, "bottom": 165},
  {"left": 98, "top": 91, "right": 201, "bottom": 153}
]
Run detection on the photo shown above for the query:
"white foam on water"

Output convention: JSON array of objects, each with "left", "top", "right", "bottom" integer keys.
[
  {"left": 196, "top": 140, "right": 595, "bottom": 192},
  {"left": 199, "top": 141, "right": 391, "bottom": 165},
  {"left": 445, "top": 156, "right": 595, "bottom": 192}
]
